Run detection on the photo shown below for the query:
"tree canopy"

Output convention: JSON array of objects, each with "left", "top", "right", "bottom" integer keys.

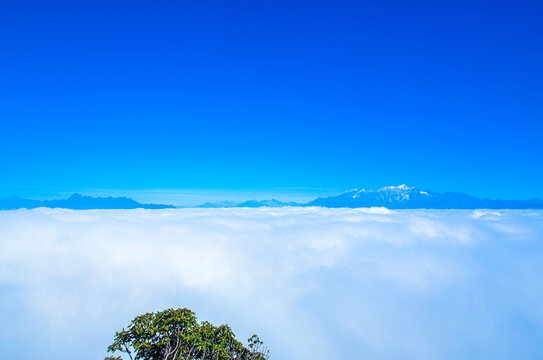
[{"left": 105, "top": 308, "right": 269, "bottom": 360}]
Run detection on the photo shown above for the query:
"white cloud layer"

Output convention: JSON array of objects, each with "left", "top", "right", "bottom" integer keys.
[{"left": 1, "top": 207, "right": 543, "bottom": 360}]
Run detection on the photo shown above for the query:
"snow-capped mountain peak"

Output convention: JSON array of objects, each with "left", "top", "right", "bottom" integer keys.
[{"left": 379, "top": 184, "right": 414, "bottom": 192}]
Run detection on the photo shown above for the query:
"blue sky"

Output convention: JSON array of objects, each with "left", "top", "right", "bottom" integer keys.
[{"left": 1, "top": 0, "right": 542, "bottom": 202}]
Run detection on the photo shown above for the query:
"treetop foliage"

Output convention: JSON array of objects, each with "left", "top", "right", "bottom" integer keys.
[{"left": 105, "top": 308, "right": 269, "bottom": 360}]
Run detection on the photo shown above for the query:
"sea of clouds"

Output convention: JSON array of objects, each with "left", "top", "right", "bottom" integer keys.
[{"left": 1, "top": 207, "right": 543, "bottom": 360}]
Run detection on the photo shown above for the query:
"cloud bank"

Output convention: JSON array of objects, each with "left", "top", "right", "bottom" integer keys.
[{"left": 1, "top": 207, "right": 543, "bottom": 359}]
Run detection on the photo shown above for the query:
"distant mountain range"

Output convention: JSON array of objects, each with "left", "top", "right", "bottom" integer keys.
[
  {"left": 198, "top": 199, "right": 300, "bottom": 208},
  {"left": 198, "top": 185, "right": 543, "bottom": 209},
  {"left": 305, "top": 185, "right": 543, "bottom": 209},
  {"left": 0, "top": 193, "right": 175, "bottom": 210},
  {"left": 1, "top": 186, "right": 543, "bottom": 210}
]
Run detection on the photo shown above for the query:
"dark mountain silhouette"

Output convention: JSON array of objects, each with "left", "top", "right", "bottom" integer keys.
[{"left": 0, "top": 194, "right": 176, "bottom": 210}]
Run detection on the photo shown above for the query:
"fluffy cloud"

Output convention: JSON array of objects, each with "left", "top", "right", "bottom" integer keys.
[{"left": 1, "top": 207, "right": 543, "bottom": 359}]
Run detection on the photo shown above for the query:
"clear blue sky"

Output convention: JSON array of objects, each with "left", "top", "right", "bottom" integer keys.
[{"left": 1, "top": 0, "right": 542, "bottom": 202}]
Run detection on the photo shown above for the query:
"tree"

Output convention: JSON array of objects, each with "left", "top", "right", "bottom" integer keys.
[{"left": 105, "top": 308, "right": 269, "bottom": 360}]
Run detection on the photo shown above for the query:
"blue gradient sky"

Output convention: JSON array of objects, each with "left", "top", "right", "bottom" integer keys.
[{"left": 1, "top": 0, "right": 542, "bottom": 202}]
